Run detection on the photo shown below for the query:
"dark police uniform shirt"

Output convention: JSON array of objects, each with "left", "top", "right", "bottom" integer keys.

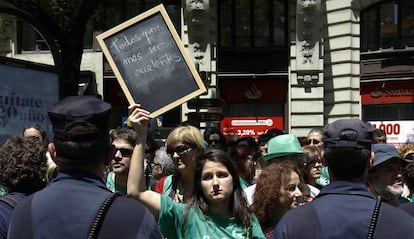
[
  {"left": 400, "top": 202, "right": 414, "bottom": 217},
  {"left": 8, "top": 171, "right": 162, "bottom": 239},
  {"left": 0, "top": 192, "right": 26, "bottom": 239},
  {"left": 274, "top": 181, "right": 414, "bottom": 239}
]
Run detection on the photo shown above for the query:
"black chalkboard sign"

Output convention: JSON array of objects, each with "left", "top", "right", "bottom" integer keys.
[{"left": 96, "top": 4, "right": 206, "bottom": 117}]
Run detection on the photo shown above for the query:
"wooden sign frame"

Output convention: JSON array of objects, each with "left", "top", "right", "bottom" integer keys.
[{"left": 96, "top": 4, "right": 206, "bottom": 117}]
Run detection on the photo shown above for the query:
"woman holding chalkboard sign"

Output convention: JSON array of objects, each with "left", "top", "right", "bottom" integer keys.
[
  {"left": 127, "top": 105, "right": 265, "bottom": 239},
  {"left": 153, "top": 124, "right": 205, "bottom": 203}
]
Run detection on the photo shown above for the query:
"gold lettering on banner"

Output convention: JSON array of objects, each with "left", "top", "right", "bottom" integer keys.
[
  {"left": 370, "top": 88, "right": 414, "bottom": 98},
  {"left": 244, "top": 83, "right": 263, "bottom": 100}
]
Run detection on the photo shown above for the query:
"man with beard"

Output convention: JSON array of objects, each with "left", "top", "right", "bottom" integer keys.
[
  {"left": 273, "top": 119, "right": 414, "bottom": 239},
  {"left": 367, "top": 143, "right": 410, "bottom": 206}
]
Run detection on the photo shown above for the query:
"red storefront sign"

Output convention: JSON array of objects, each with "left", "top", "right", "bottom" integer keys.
[
  {"left": 219, "top": 78, "right": 286, "bottom": 103},
  {"left": 221, "top": 117, "right": 284, "bottom": 139},
  {"left": 361, "top": 80, "right": 414, "bottom": 104}
]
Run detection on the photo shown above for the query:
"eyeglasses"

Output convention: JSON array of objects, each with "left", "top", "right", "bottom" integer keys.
[
  {"left": 150, "top": 162, "right": 162, "bottom": 169},
  {"left": 246, "top": 155, "right": 254, "bottom": 161},
  {"left": 246, "top": 155, "right": 257, "bottom": 165},
  {"left": 113, "top": 147, "right": 133, "bottom": 157},
  {"left": 27, "top": 135, "right": 42, "bottom": 141},
  {"left": 167, "top": 144, "right": 190, "bottom": 156},
  {"left": 405, "top": 153, "right": 414, "bottom": 161},
  {"left": 310, "top": 160, "right": 323, "bottom": 167},
  {"left": 306, "top": 139, "right": 321, "bottom": 145},
  {"left": 208, "top": 139, "right": 221, "bottom": 145}
]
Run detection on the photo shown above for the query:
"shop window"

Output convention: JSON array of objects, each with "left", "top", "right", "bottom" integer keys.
[
  {"left": 361, "top": 7, "right": 379, "bottom": 51},
  {"left": 361, "top": 0, "right": 414, "bottom": 52},
  {"left": 235, "top": 0, "right": 251, "bottom": 47},
  {"left": 363, "top": 103, "right": 414, "bottom": 121},
  {"left": 218, "top": 0, "right": 287, "bottom": 72},
  {"left": 401, "top": 1, "right": 414, "bottom": 46},
  {"left": 381, "top": 1, "right": 398, "bottom": 49}
]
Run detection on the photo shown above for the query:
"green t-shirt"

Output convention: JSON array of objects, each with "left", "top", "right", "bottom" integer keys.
[
  {"left": 399, "top": 196, "right": 411, "bottom": 205},
  {"left": 239, "top": 177, "right": 251, "bottom": 190},
  {"left": 161, "top": 175, "right": 175, "bottom": 195},
  {"left": 105, "top": 171, "right": 127, "bottom": 195},
  {"left": 316, "top": 166, "right": 330, "bottom": 187},
  {"left": 0, "top": 185, "right": 6, "bottom": 196},
  {"left": 159, "top": 194, "right": 265, "bottom": 239}
]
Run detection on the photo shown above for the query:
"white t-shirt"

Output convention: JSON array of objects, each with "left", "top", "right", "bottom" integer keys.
[
  {"left": 244, "top": 184, "right": 256, "bottom": 206},
  {"left": 304, "top": 184, "right": 320, "bottom": 203}
]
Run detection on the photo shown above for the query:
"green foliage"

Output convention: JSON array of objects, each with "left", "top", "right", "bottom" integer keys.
[
  {"left": 39, "top": 0, "right": 74, "bottom": 30},
  {"left": 90, "top": 4, "right": 123, "bottom": 30},
  {"left": 0, "top": 0, "right": 14, "bottom": 8},
  {"left": 0, "top": 0, "right": 99, "bottom": 33}
]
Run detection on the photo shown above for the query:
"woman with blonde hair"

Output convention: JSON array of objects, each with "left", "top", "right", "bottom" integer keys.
[{"left": 154, "top": 125, "right": 205, "bottom": 202}]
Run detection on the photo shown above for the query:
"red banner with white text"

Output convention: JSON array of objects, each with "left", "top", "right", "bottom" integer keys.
[{"left": 221, "top": 117, "right": 284, "bottom": 140}]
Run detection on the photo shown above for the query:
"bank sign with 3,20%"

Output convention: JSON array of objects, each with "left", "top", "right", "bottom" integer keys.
[{"left": 221, "top": 116, "right": 284, "bottom": 140}]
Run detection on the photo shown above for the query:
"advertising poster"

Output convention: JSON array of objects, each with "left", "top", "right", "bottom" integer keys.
[
  {"left": 0, "top": 60, "right": 58, "bottom": 143},
  {"left": 369, "top": 120, "right": 414, "bottom": 146}
]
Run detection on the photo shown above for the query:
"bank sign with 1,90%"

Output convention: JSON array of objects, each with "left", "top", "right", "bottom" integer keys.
[{"left": 221, "top": 116, "right": 284, "bottom": 140}]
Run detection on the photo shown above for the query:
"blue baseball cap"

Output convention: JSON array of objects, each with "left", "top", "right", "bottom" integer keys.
[
  {"left": 372, "top": 144, "right": 403, "bottom": 167},
  {"left": 324, "top": 119, "right": 373, "bottom": 149}
]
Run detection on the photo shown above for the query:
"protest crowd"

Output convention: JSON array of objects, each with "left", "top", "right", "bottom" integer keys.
[{"left": 0, "top": 95, "right": 414, "bottom": 238}]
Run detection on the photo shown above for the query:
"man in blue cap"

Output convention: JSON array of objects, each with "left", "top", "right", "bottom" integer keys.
[
  {"left": 273, "top": 119, "right": 414, "bottom": 239},
  {"left": 367, "top": 143, "right": 409, "bottom": 206},
  {"left": 8, "top": 96, "right": 161, "bottom": 239}
]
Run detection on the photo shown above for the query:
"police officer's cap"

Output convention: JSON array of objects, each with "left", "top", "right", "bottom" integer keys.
[
  {"left": 48, "top": 96, "right": 111, "bottom": 141},
  {"left": 324, "top": 119, "right": 373, "bottom": 149}
]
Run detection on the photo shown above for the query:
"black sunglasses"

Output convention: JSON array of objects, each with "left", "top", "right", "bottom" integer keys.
[
  {"left": 113, "top": 147, "right": 133, "bottom": 157},
  {"left": 167, "top": 144, "right": 190, "bottom": 156},
  {"left": 306, "top": 139, "right": 321, "bottom": 145},
  {"left": 307, "top": 159, "right": 323, "bottom": 167}
]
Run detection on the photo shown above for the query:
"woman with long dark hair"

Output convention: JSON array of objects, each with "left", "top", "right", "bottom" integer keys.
[{"left": 127, "top": 105, "right": 264, "bottom": 239}]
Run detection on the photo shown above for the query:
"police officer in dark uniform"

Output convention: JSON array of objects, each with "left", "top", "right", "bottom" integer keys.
[
  {"left": 8, "top": 96, "right": 162, "bottom": 239},
  {"left": 273, "top": 119, "right": 414, "bottom": 239}
]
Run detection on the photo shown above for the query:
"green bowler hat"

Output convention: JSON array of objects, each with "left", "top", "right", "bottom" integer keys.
[{"left": 262, "top": 134, "right": 305, "bottom": 161}]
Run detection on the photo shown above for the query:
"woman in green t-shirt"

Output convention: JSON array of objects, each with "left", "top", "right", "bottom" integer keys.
[{"left": 127, "top": 105, "right": 265, "bottom": 239}]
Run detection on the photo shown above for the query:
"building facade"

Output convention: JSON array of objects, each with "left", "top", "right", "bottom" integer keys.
[{"left": 1, "top": 0, "right": 413, "bottom": 142}]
